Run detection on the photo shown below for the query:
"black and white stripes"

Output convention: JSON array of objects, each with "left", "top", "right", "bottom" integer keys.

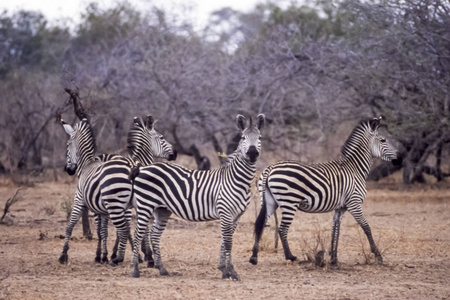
[
  {"left": 59, "top": 114, "right": 401, "bottom": 280},
  {"left": 249, "top": 117, "right": 400, "bottom": 265},
  {"left": 130, "top": 114, "right": 265, "bottom": 280},
  {"left": 58, "top": 116, "right": 176, "bottom": 265}
]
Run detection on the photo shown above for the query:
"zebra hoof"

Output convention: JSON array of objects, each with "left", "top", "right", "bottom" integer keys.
[
  {"left": 230, "top": 273, "right": 240, "bottom": 281},
  {"left": 101, "top": 256, "right": 109, "bottom": 264},
  {"left": 159, "top": 268, "right": 169, "bottom": 276},
  {"left": 288, "top": 255, "right": 297, "bottom": 262},
  {"left": 94, "top": 256, "right": 101, "bottom": 264},
  {"left": 110, "top": 253, "right": 117, "bottom": 261},
  {"left": 131, "top": 268, "right": 140, "bottom": 278},
  {"left": 221, "top": 270, "right": 240, "bottom": 281},
  {"left": 221, "top": 271, "right": 230, "bottom": 279},
  {"left": 147, "top": 259, "right": 155, "bottom": 268},
  {"left": 109, "top": 260, "right": 118, "bottom": 267},
  {"left": 249, "top": 256, "right": 258, "bottom": 265},
  {"left": 375, "top": 255, "right": 383, "bottom": 265},
  {"left": 59, "top": 253, "right": 68, "bottom": 264}
]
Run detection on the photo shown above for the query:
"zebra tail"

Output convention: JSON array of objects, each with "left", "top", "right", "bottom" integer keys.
[
  {"left": 129, "top": 162, "right": 141, "bottom": 210},
  {"left": 250, "top": 172, "right": 269, "bottom": 265},
  {"left": 254, "top": 167, "right": 272, "bottom": 241},
  {"left": 254, "top": 185, "right": 267, "bottom": 244},
  {"left": 129, "top": 162, "right": 141, "bottom": 182}
]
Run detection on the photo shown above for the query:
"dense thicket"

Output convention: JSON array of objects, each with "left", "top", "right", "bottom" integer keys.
[{"left": 0, "top": 0, "right": 448, "bottom": 184}]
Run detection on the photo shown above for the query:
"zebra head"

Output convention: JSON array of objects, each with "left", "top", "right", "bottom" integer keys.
[
  {"left": 61, "top": 118, "right": 95, "bottom": 176},
  {"left": 367, "top": 117, "right": 400, "bottom": 162},
  {"left": 127, "top": 115, "right": 177, "bottom": 165},
  {"left": 236, "top": 114, "right": 265, "bottom": 163}
]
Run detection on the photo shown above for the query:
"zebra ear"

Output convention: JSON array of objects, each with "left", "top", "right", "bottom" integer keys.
[
  {"left": 145, "top": 115, "right": 155, "bottom": 130},
  {"left": 61, "top": 119, "right": 74, "bottom": 135},
  {"left": 256, "top": 114, "right": 265, "bottom": 130},
  {"left": 369, "top": 117, "right": 382, "bottom": 131},
  {"left": 236, "top": 114, "right": 247, "bottom": 131},
  {"left": 133, "top": 117, "right": 144, "bottom": 128}
]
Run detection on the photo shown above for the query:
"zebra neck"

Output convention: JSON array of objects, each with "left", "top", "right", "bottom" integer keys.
[
  {"left": 225, "top": 153, "right": 257, "bottom": 183},
  {"left": 131, "top": 153, "right": 154, "bottom": 166},
  {"left": 341, "top": 149, "right": 373, "bottom": 179},
  {"left": 75, "top": 142, "right": 96, "bottom": 177},
  {"left": 76, "top": 155, "right": 96, "bottom": 177}
]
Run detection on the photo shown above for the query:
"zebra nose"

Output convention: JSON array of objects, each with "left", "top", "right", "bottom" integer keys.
[
  {"left": 392, "top": 152, "right": 403, "bottom": 166},
  {"left": 64, "top": 164, "right": 77, "bottom": 176},
  {"left": 168, "top": 149, "right": 178, "bottom": 161},
  {"left": 247, "top": 146, "right": 259, "bottom": 163}
]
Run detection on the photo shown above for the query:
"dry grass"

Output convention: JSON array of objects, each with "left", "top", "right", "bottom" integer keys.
[{"left": 0, "top": 179, "right": 449, "bottom": 299}]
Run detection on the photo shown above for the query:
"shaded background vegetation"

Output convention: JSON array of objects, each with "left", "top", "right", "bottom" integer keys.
[{"left": 0, "top": 0, "right": 449, "bottom": 184}]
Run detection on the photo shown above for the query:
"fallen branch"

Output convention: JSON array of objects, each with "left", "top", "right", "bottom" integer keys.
[{"left": 1, "top": 187, "right": 27, "bottom": 224}]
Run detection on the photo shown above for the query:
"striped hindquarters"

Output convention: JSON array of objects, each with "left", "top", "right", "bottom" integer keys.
[
  {"left": 266, "top": 161, "right": 343, "bottom": 214},
  {"left": 82, "top": 158, "right": 136, "bottom": 215}
]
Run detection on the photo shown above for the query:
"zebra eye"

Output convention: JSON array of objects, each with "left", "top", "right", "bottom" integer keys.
[
  {"left": 380, "top": 138, "right": 386, "bottom": 142},
  {"left": 241, "top": 136, "right": 245, "bottom": 140}
]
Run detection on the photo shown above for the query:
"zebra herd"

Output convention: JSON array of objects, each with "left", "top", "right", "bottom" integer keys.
[{"left": 59, "top": 114, "right": 400, "bottom": 280}]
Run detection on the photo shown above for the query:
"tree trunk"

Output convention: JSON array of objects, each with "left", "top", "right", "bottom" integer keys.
[
  {"left": 189, "top": 144, "right": 211, "bottom": 170},
  {"left": 434, "top": 141, "right": 444, "bottom": 181},
  {"left": 0, "top": 160, "right": 7, "bottom": 174},
  {"left": 82, "top": 208, "right": 92, "bottom": 240},
  {"left": 226, "top": 133, "right": 241, "bottom": 155},
  {"left": 368, "top": 163, "right": 402, "bottom": 181}
]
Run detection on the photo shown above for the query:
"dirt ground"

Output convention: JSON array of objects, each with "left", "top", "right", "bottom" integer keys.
[{"left": 0, "top": 176, "right": 449, "bottom": 300}]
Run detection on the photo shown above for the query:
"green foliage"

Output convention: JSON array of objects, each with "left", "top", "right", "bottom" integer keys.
[
  {"left": 0, "top": 10, "right": 71, "bottom": 77},
  {"left": 75, "top": 2, "right": 141, "bottom": 50}
]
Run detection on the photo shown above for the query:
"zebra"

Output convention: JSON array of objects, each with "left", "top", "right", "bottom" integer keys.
[
  {"left": 130, "top": 114, "right": 265, "bottom": 280},
  {"left": 92, "top": 115, "right": 176, "bottom": 264},
  {"left": 58, "top": 116, "right": 176, "bottom": 266},
  {"left": 249, "top": 117, "right": 401, "bottom": 266}
]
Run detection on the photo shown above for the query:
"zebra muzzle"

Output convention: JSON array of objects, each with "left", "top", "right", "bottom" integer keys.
[
  {"left": 247, "top": 146, "right": 259, "bottom": 163},
  {"left": 168, "top": 150, "right": 178, "bottom": 161},
  {"left": 391, "top": 152, "right": 403, "bottom": 166},
  {"left": 64, "top": 164, "right": 77, "bottom": 176}
]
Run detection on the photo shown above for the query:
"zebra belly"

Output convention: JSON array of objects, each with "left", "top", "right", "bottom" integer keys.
[{"left": 268, "top": 176, "right": 341, "bottom": 213}]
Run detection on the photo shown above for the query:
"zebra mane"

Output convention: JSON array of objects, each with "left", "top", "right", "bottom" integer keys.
[
  {"left": 76, "top": 118, "right": 96, "bottom": 158},
  {"left": 340, "top": 119, "right": 374, "bottom": 159},
  {"left": 248, "top": 116, "right": 253, "bottom": 128},
  {"left": 127, "top": 117, "right": 154, "bottom": 165},
  {"left": 222, "top": 150, "right": 239, "bottom": 167}
]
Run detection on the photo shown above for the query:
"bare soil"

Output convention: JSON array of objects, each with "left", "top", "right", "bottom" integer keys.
[{"left": 0, "top": 178, "right": 449, "bottom": 299}]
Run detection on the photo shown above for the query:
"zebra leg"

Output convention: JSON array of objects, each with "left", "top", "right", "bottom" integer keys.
[
  {"left": 219, "top": 215, "right": 239, "bottom": 280},
  {"left": 142, "top": 226, "right": 154, "bottom": 267},
  {"left": 278, "top": 205, "right": 297, "bottom": 262},
  {"left": 111, "top": 208, "right": 145, "bottom": 263},
  {"left": 125, "top": 208, "right": 143, "bottom": 263},
  {"left": 348, "top": 205, "right": 383, "bottom": 264},
  {"left": 329, "top": 208, "right": 345, "bottom": 265},
  {"left": 108, "top": 210, "right": 130, "bottom": 266},
  {"left": 111, "top": 231, "right": 119, "bottom": 261},
  {"left": 94, "top": 214, "right": 102, "bottom": 263},
  {"left": 218, "top": 220, "right": 239, "bottom": 272},
  {"left": 130, "top": 205, "right": 154, "bottom": 278},
  {"left": 99, "top": 216, "right": 109, "bottom": 263},
  {"left": 150, "top": 208, "right": 171, "bottom": 276},
  {"left": 59, "top": 198, "right": 84, "bottom": 264}
]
